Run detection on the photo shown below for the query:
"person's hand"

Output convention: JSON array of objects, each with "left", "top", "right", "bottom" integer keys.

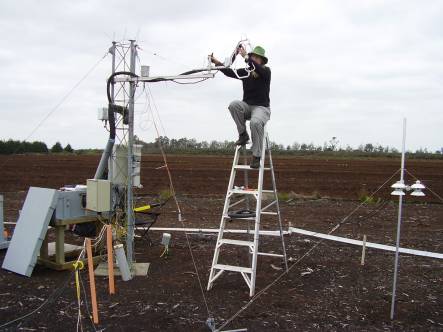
[
  {"left": 238, "top": 45, "right": 247, "bottom": 58},
  {"left": 209, "top": 53, "right": 221, "bottom": 65}
]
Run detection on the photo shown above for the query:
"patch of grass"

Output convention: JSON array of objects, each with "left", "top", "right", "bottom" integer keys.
[
  {"left": 158, "top": 188, "right": 173, "bottom": 202},
  {"left": 277, "top": 190, "right": 322, "bottom": 201},
  {"left": 278, "top": 191, "right": 291, "bottom": 201},
  {"left": 358, "top": 187, "right": 380, "bottom": 204},
  {"left": 360, "top": 195, "right": 377, "bottom": 204}
]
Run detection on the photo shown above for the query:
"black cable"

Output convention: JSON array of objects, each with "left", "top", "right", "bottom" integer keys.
[
  {"left": 179, "top": 68, "right": 209, "bottom": 75},
  {"left": 216, "top": 169, "right": 400, "bottom": 331},
  {"left": 79, "top": 271, "right": 98, "bottom": 332},
  {"left": 216, "top": 199, "right": 391, "bottom": 331},
  {"left": 172, "top": 78, "right": 210, "bottom": 85},
  {"left": 0, "top": 272, "right": 74, "bottom": 329},
  {"left": 106, "top": 71, "right": 139, "bottom": 104},
  {"left": 107, "top": 67, "right": 217, "bottom": 95}
]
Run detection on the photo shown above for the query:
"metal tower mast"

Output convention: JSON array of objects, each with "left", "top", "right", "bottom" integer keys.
[
  {"left": 107, "top": 40, "right": 138, "bottom": 266},
  {"left": 107, "top": 40, "right": 220, "bottom": 266}
]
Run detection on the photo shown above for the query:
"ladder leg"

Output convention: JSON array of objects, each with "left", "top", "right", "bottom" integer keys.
[
  {"left": 242, "top": 146, "right": 253, "bottom": 266},
  {"left": 207, "top": 215, "right": 227, "bottom": 289},
  {"left": 266, "top": 135, "right": 289, "bottom": 271},
  {"left": 242, "top": 145, "right": 250, "bottom": 210},
  {"left": 207, "top": 146, "right": 241, "bottom": 290},
  {"left": 250, "top": 201, "right": 261, "bottom": 296},
  {"left": 249, "top": 128, "right": 268, "bottom": 297}
]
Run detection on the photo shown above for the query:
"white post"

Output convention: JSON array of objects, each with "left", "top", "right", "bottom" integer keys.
[
  {"left": 126, "top": 40, "right": 137, "bottom": 265},
  {"left": 114, "top": 244, "right": 133, "bottom": 281},
  {"left": 390, "top": 118, "right": 407, "bottom": 320},
  {"left": 361, "top": 234, "right": 367, "bottom": 265}
]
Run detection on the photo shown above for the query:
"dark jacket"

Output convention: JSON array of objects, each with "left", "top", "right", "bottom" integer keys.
[{"left": 220, "top": 58, "right": 271, "bottom": 107}]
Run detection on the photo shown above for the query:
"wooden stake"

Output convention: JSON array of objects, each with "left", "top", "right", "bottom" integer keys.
[
  {"left": 361, "top": 234, "right": 367, "bottom": 266},
  {"left": 106, "top": 225, "right": 115, "bottom": 295},
  {"left": 86, "top": 238, "right": 99, "bottom": 324}
]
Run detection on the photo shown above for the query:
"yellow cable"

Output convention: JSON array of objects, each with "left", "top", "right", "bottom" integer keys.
[
  {"left": 72, "top": 261, "right": 84, "bottom": 300},
  {"left": 134, "top": 205, "right": 151, "bottom": 212}
]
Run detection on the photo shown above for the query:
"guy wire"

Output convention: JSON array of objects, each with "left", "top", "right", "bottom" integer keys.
[
  {"left": 0, "top": 50, "right": 109, "bottom": 171},
  {"left": 216, "top": 168, "right": 401, "bottom": 331},
  {"left": 405, "top": 169, "right": 443, "bottom": 203},
  {"left": 145, "top": 88, "right": 212, "bottom": 318}
]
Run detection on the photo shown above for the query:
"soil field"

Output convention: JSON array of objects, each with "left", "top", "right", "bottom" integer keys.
[
  {"left": 0, "top": 153, "right": 442, "bottom": 200},
  {"left": 0, "top": 154, "right": 442, "bottom": 331}
]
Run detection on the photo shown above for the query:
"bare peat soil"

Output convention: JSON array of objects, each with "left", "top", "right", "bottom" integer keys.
[{"left": 0, "top": 154, "right": 442, "bottom": 331}]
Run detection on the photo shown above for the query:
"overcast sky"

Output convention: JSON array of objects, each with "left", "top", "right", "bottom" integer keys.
[{"left": 1, "top": 0, "right": 442, "bottom": 151}]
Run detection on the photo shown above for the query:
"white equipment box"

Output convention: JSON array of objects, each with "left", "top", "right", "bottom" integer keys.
[
  {"left": 109, "top": 144, "right": 142, "bottom": 187},
  {"left": 98, "top": 107, "right": 108, "bottom": 121},
  {"left": 86, "top": 179, "right": 111, "bottom": 212}
]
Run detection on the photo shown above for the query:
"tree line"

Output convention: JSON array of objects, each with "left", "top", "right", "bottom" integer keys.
[
  {"left": 137, "top": 136, "right": 443, "bottom": 159},
  {"left": 0, "top": 139, "right": 73, "bottom": 155},
  {"left": 1, "top": 137, "right": 442, "bottom": 159}
]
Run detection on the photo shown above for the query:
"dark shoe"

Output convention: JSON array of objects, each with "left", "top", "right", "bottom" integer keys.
[
  {"left": 235, "top": 132, "right": 250, "bottom": 146},
  {"left": 250, "top": 156, "right": 260, "bottom": 169}
]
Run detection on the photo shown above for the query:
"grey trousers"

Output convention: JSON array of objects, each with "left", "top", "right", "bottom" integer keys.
[{"left": 228, "top": 100, "right": 271, "bottom": 157}]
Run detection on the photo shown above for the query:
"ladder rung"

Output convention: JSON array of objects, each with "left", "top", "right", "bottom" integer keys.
[
  {"left": 257, "top": 252, "right": 284, "bottom": 257},
  {"left": 214, "top": 264, "right": 252, "bottom": 274},
  {"left": 234, "top": 165, "right": 271, "bottom": 170},
  {"left": 229, "top": 189, "right": 275, "bottom": 195},
  {"left": 261, "top": 211, "right": 278, "bottom": 215},
  {"left": 219, "top": 239, "right": 254, "bottom": 247},
  {"left": 228, "top": 198, "right": 246, "bottom": 209},
  {"left": 223, "top": 214, "right": 256, "bottom": 220},
  {"left": 229, "top": 189, "right": 258, "bottom": 195}
]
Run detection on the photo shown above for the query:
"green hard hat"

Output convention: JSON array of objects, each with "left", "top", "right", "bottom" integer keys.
[{"left": 249, "top": 46, "right": 268, "bottom": 64}]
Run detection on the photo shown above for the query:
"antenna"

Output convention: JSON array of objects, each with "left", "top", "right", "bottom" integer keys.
[{"left": 390, "top": 118, "right": 426, "bottom": 320}]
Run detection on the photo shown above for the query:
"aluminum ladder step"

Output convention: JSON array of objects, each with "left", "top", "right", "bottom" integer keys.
[
  {"left": 261, "top": 211, "right": 278, "bottom": 215},
  {"left": 223, "top": 214, "right": 256, "bottom": 220},
  {"left": 213, "top": 264, "right": 252, "bottom": 274},
  {"left": 229, "top": 189, "right": 274, "bottom": 195},
  {"left": 234, "top": 165, "right": 271, "bottom": 170},
  {"left": 218, "top": 239, "right": 254, "bottom": 247},
  {"left": 223, "top": 214, "right": 275, "bottom": 220}
]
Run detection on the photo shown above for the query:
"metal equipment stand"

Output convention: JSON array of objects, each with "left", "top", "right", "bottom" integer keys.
[{"left": 207, "top": 128, "right": 288, "bottom": 297}]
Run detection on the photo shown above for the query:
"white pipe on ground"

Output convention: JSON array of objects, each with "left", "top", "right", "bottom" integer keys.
[
  {"left": 143, "top": 227, "right": 289, "bottom": 236},
  {"left": 6, "top": 223, "right": 440, "bottom": 259},
  {"left": 288, "top": 227, "right": 443, "bottom": 259}
]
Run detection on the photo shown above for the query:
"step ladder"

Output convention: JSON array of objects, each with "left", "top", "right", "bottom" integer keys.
[{"left": 207, "top": 129, "right": 288, "bottom": 297}]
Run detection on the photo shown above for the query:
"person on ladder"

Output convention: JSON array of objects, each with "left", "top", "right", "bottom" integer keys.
[{"left": 210, "top": 45, "right": 271, "bottom": 169}]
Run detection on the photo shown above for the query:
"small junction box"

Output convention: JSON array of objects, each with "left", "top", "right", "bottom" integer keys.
[{"left": 86, "top": 179, "right": 111, "bottom": 212}]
